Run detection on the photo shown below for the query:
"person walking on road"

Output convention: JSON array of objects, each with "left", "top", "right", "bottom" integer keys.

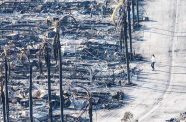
[{"left": 151, "top": 54, "right": 156, "bottom": 71}]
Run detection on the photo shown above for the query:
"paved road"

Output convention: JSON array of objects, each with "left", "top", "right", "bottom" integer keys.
[
  {"left": 94, "top": 0, "right": 186, "bottom": 122},
  {"left": 140, "top": 0, "right": 186, "bottom": 121}
]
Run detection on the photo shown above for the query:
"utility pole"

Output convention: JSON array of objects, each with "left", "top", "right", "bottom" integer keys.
[
  {"left": 4, "top": 55, "right": 9, "bottom": 122},
  {"left": 127, "top": 0, "right": 133, "bottom": 59},
  {"left": 46, "top": 43, "right": 53, "bottom": 122},
  {"left": 56, "top": 21, "right": 64, "bottom": 122},
  {"left": 29, "top": 60, "right": 33, "bottom": 122},
  {"left": 131, "top": 0, "right": 135, "bottom": 29},
  {"left": 122, "top": 7, "right": 131, "bottom": 84},
  {"left": 136, "top": 0, "right": 140, "bottom": 26}
]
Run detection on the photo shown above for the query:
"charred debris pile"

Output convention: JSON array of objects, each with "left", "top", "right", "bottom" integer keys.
[{"left": 166, "top": 112, "right": 186, "bottom": 122}]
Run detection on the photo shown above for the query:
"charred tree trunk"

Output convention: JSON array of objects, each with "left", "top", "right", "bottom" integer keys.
[
  {"left": 132, "top": 0, "right": 135, "bottom": 29},
  {"left": 127, "top": 1, "right": 133, "bottom": 59},
  {"left": 29, "top": 62, "right": 33, "bottom": 122},
  {"left": 5, "top": 56, "right": 9, "bottom": 122},
  {"left": 46, "top": 44, "right": 53, "bottom": 122},
  {"left": 56, "top": 22, "right": 64, "bottom": 122},
  {"left": 136, "top": 0, "right": 139, "bottom": 26},
  {"left": 122, "top": 9, "right": 131, "bottom": 84},
  {"left": 1, "top": 80, "right": 6, "bottom": 122}
]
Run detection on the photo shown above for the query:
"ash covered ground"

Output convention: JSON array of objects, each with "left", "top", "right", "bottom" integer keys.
[
  {"left": 0, "top": 1, "right": 143, "bottom": 121},
  {"left": 1, "top": 0, "right": 186, "bottom": 122}
]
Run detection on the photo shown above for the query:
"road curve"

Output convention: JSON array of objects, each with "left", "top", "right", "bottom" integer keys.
[
  {"left": 94, "top": 0, "right": 186, "bottom": 122},
  {"left": 138, "top": 0, "right": 178, "bottom": 120},
  {"left": 141, "top": 0, "right": 186, "bottom": 121}
]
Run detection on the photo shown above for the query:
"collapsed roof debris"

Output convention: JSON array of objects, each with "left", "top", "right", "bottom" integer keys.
[{"left": 0, "top": 0, "right": 143, "bottom": 121}]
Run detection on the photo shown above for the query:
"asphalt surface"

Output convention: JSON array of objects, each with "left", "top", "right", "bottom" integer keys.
[
  {"left": 141, "top": 0, "right": 186, "bottom": 121},
  {"left": 94, "top": 0, "right": 186, "bottom": 121}
]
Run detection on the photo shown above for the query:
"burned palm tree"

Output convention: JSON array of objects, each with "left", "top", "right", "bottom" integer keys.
[
  {"left": 127, "top": 0, "right": 133, "bottom": 59},
  {"left": 19, "top": 48, "right": 33, "bottom": 122},
  {"left": 40, "top": 38, "right": 53, "bottom": 122},
  {"left": 29, "top": 61, "right": 33, "bottom": 122},
  {"left": 119, "top": 4, "right": 131, "bottom": 84},
  {"left": 3, "top": 46, "right": 10, "bottom": 122},
  {"left": 0, "top": 66, "right": 6, "bottom": 122},
  {"left": 136, "top": 0, "right": 139, "bottom": 26},
  {"left": 131, "top": 0, "right": 135, "bottom": 28},
  {"left": 55, "top": 20, "right": 64, "bottom": 122},
  {"left": 53, "top": 32, "right": 59, "bottom": 64},
  {"left": 28, "top": 51, "right": 33, "bottom": 122}
]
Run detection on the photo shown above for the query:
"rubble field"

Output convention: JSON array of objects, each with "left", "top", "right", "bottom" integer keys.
[{"left": 0, "top": 0, "right": 145, "bottom": 122}]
